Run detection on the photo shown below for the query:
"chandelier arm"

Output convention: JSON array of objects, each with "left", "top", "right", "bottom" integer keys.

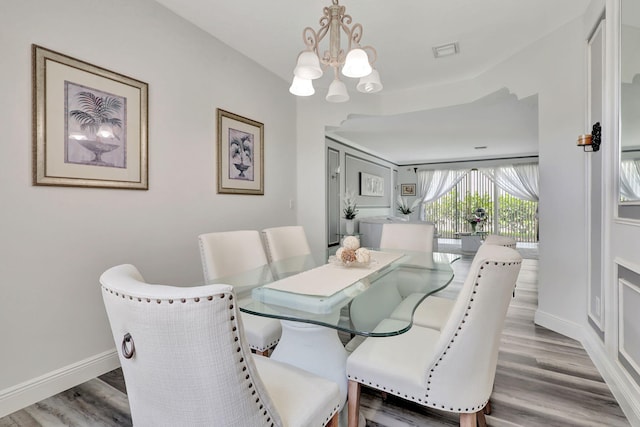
[
  {"left": 344, "top": 23, "right": 363, "bottom": 51},
  {"left": 302, "top": 27, "right": 321, "bottom": 53},
  {"left": 360, "top": 45, "right": 378, "bottom": 66}
]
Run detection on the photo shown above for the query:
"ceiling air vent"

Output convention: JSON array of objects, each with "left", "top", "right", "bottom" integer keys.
[{"left": 432, "top": 42, "right": 460, "bottom": 58}]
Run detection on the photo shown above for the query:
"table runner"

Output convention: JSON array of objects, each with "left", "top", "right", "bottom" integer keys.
[{"left": 263, "top": 250, "right": 403, "bottom": 297}]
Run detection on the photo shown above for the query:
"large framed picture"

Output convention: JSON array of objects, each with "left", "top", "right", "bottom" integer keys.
[
  {"left": 401, "top": 183, "right": 416, "bottom": 196},
  {"left": 360, "top": 172, "right": 384, "bottom": 197},
  {"left": 32, "top": 45, "right": 148, "bottom": 189},
  {"left": 217, "top": 109, "right": 264, "bottom": 195}
]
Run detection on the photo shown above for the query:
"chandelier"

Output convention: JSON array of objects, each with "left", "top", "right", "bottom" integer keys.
[{"left": 289, "top": 0, "right": 382, "bottom": 102}]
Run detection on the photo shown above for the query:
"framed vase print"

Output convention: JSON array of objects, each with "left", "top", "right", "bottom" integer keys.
[
  {"left": 32, "top": 45, "right": 149, "bottom": 189},
  {"left": 217, "top": 109, "right": 264, "bottom": 195}
]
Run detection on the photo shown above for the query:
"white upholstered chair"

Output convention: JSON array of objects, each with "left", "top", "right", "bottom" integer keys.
[
  {"left": 262, "top": 225, "right": 312, "bottom": 262},
  {"left": 346, "top": 244, "right": 522, "bottom": 427},
  {"left": 101, "top": 264, "right": 340, "bottom": 427},
  {"left": 376, "top": 221, "right": 454, "bottom": 330},
  {"left": 198, "top": 230, "right": 281, "bottom": 355},
  {"left": 379, "top": 222, "right": 435, "bottom": 252},
  {"left": 483, "top": 234, "right": 517, "bottom": 249}
]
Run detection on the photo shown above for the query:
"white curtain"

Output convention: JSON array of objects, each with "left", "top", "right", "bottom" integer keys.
[
  {"left": 416, "top": 169, "right": 469, "bottom": 220},
  {"left": 480, "top": 163, "right": 539, "bottom": 202},
  {"left": 620, "top": 159, "right": 640, "bottom": 201}
]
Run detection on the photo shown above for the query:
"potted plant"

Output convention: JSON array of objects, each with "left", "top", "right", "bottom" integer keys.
[
  {"left": 397, "top": 195, "right": 421, "bottom": 220},
  {"left": 343, "top": 189, "right": 358, "bottom": 235},
  {"left": 466, "top": 207, "right": 487, "bottom": 233}
]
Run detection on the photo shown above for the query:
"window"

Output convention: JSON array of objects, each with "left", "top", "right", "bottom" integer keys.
[{"left": 423, "top": 169, "right": 538, "bottom": 242}]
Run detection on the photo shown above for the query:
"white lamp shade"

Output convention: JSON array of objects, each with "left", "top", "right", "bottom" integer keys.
[
  {"left": 289, "top": 76, "right": 315, "bottom": 96},
  {"left": 356, "top": 69, "right": 383, "bottom": 93},
  {"left": 326, "top": 78, "right": 349, "bottom": 103},
  {"left": 294, "top": 51, "right": 323, "bottom": 80},
  {"left": 341, "top": 48, "right": 372, "bottom": 78}
]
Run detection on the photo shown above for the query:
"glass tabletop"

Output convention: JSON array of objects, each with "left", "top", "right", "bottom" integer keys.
[{"left": 211, "top": 249, "right": 458, "bottom": 337}]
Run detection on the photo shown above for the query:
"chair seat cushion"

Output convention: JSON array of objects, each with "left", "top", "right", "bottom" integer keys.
[
  {"left": 254, "top": 355, "right": 340, "bottom": 426},
  {"left": 389, "top": 295, "right": 455, "bottom": 330},
  {"left": 347, "top": 319, "right": 440, "bottom": 399},
  {"left": 241, "top": 312, "right": 281, "bottom": 352}
]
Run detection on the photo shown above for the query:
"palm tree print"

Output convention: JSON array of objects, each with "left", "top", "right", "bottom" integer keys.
[
  {"left": 66, "top": 82, "right": 126, "bottom": 168},
  {"left": 70, "top": 91, "right": 123, "bottom": 138},
  {"left": 229, "top": 129, "right": 253, "bottom": 180}
]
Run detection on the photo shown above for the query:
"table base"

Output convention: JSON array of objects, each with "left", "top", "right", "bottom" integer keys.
[{"left": 270, "top": 320, "right": 364, "bottom": 427}]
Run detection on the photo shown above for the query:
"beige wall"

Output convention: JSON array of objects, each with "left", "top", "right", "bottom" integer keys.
[{"left": 0, "top": 0, "right": 298, "bottom": 415}]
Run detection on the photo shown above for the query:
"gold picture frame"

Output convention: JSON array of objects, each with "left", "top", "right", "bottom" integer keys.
[
  {"left": 401, "top": 183, "right": 416, "bottom": 196},
  {"left": 33, "top": 45, "right": 148, "bottom": 189},
  {"left": 217, "top": 109, "right": 264, "bottom": 195}
]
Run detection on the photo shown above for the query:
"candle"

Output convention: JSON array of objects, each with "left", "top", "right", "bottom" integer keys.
[{"left": 577, "top": 134, "right": 592, "bottom": 146}]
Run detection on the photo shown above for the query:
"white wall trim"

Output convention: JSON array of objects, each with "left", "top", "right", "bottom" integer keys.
[
  {"left": 534, "top": 309, "right": 584, "bottom": 342},
  {"left": 0, "top": 350, "right": 119, "bottom": 418},
  {"left": 583, "top": 330, "right": 640, "bottom": 426}
]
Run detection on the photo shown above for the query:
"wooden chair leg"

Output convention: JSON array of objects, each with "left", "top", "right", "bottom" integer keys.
[
  {"left": 255, "top": 349, "right": 269, "bottom": 357},
  {"left": 326, "top": 411, "right": 339, "bottom": 427},
  {"left": 348, "top": 380, "right": 361, "bottom": 427},
  {"left": 477, "top": 409, "right": 487, "bottom": 427},
  {"left": 459, "top": 412, "right": 477, "bottom": 427},
  {"left": 483, "top": 400, "right": 492, "bottom": 415}
]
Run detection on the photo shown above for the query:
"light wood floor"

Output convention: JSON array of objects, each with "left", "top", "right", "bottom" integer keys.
[{"left": 0, "top": 256, "right": 630, "bottom": 426}]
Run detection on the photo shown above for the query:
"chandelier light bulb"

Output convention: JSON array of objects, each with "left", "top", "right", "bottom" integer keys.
[
  {"left": 356, "top": 69, "right": 383, "bottom": 93},
  {"left": 289, "top": 76, "right": 315, "bottom": 96},
  {"left": 294, "top": 51, "right": 323, "bottom": 80},
  {"left": 341, "top": 48, "right": 372, "bottom": 78}
]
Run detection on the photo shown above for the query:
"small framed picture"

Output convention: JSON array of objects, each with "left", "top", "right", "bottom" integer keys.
[
  {"left": 401, "top": 183, "right": 416, "bottom": 196},
  {"left": 32, "top": 45, "right": 148, "bottom": 189},
  {"left": 217, "top": 109, "right": 264, "bottom": 195}
]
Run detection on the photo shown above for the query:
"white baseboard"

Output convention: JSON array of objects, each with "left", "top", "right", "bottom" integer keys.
[
  {"left": 582, "top": 332, "right": 640, "bottom": 427},
  {"left": 0, "top": 350, "right": 120, "bottom": 418},
  {"left": 534, "top": 308, "right": 584, "bottom": 342}
]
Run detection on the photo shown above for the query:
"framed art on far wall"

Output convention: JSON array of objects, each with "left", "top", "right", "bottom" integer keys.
[
  {"left": 217, "top": 109, "right": 264, "bottom": 195},
  {"left": 401, "top": 183, "right": 416, "bottom": 196},
  {"left": 32, "top": 45, "right": 148, "bottom": 189},
  {"left": 360, "top": 172, "right": 384, "bottom": 197}
]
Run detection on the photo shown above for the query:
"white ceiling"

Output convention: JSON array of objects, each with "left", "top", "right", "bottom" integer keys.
[{"left": 154, "top": 0, "right": 590, "bottom": 164}]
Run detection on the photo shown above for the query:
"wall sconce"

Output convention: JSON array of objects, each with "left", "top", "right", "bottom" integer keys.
[{"left": 577, "top": 122, "right": 601, "bottom": 152}]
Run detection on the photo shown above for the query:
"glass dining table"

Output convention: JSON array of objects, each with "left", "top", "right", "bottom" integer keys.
[{"left": 211, "top": 248, "right": 458, "bottom": 423}]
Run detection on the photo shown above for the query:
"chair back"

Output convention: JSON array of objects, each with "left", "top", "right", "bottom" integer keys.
[
  {"left": 379, "top": 223, "right": 435, "bottom": 252},
  {"left": 100, "top": 264, "right": 282, "bottom": 427},
  {"left": 198, "top": 230, "right": 268, "bottom": 282},
  {"left": 262, "top": 226, "right": 312, "bottom": 262},
  {"left": 483, "top": 234, "right": 517, "bottom": 249},
  {"left": 425, "top": 244, "right": 522, "bottom": 411}
]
